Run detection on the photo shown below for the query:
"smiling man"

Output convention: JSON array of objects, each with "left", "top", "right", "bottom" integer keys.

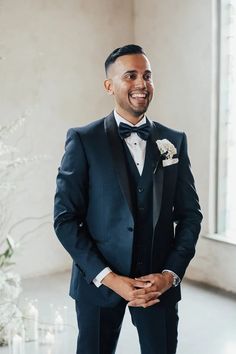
[
  {"left": 54, "top": 45, "right": 202, "bottom": 354},
  {"left": 104, "top": 52, "right": 154, "bottom": 123}
]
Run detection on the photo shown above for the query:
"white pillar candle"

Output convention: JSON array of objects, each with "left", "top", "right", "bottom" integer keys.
[
  {"left": 23, "top": 302, "right": 38, "bottom": 341},
  {"left": 44, "top": 331, "right": 55, "bottom": 345},
  {"left": 12, "top": 334, "right": 24, "bottom": 354},
  {"left": 63, "top": 306, "right": 68, "bottom": 328}
]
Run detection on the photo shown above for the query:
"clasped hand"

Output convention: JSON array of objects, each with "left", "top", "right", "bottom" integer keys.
[{"left": 102, "top": 272, "right": 173, "bottom": 308}]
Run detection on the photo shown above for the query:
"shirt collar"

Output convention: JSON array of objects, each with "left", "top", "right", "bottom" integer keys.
[{"left": 114, "top": 110, "right": 147, "bottom": 127}]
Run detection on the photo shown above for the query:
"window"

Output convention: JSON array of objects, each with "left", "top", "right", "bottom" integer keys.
[{"left": 217, "top": 0, "right": 236, "bottom": 242}]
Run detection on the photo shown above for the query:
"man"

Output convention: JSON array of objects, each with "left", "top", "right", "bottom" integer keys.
[{"left": 54, "top": 44, "right": 202, "bottom": 354}]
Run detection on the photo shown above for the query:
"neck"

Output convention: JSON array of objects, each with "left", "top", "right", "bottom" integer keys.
[{"left": 115, "top": 109, "right": 145, "bottom": 125}]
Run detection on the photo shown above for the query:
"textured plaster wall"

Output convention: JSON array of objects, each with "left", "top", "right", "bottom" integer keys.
[{"left": 0, "top": 0, "right": 134, "bottom": 277}]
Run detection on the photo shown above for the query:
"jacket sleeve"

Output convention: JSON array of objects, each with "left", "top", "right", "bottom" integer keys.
[
  {"left": 53, "top": 128, "right": 108, "bottom": 283},
  {"left": 163, "top": 132, "right": 203, "bottom": 279}
]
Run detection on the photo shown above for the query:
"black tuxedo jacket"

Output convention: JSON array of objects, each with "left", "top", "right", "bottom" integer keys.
[{"left": 54, "top": 112, "right": 202, "bottom": 307}]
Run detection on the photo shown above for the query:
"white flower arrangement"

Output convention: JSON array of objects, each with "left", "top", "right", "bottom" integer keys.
[
  {"left": 0, "top": 303, "right": 23, "bottom": 346},
  {"left": 0, "top": 271, "right": 21, "bottom": 302},
  {"left": 0, "top": 115, "right": 50, "bottom": 263},
  {"left": 156, "top": 139, "right": 178, "bottom": 168},
  {"left": 156, "top": 139, "right": 177, "bottom": 159},
  {"left": 0, "top": 114, "right": 50, "bottom": 346},
  {"left": 0, "top": 271, "right": 23, "bottom": 345}
]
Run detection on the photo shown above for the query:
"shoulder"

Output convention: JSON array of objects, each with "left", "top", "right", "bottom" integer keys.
[
  {"left": 150, "top": 120, "right": 188, "bottom": 154},
  {"left": 68, "top": 117, "right": 105, "bottom": 138},
  {"left": 151, "top": 120, "right": 185, "bottom": 139}
]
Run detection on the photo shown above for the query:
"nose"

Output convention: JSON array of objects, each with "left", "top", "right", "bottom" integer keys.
[{"left": 135, "top": 75, "right": 146, "bottom": 89}]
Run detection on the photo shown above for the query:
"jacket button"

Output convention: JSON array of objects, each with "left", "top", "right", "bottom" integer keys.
[
  {"left": 127, "top": 227, "right": 134, "bottom": 232},
  {"left": 138, "top": 187, "right": 144, "bottom": 193}
]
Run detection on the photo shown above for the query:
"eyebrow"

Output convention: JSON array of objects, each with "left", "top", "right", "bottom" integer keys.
[{"left": 123, "top": 69, "right": 152, "bottom": 75}]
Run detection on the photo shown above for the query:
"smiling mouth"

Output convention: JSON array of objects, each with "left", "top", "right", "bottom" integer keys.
[
  {"left": 130, "top": 92, "right": 148, "bottom": 99},
  {"left": 129, "top": 92, "right": 149, "bottom": 106}
]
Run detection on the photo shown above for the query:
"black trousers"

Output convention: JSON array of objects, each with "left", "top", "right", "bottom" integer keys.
[{"left": 75, "top": 299, "right": 179, "bottom": 354}]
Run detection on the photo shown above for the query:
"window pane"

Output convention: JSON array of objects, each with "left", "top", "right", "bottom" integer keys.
[
  {"left": 225, "top": 1, "right": 236, "bottom": 237},
  {"left": 219, "top": 0, "right": 236, "bottom": 239}
]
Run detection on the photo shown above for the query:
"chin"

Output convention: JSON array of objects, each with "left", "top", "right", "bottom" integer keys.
[{"left": 132, "top": 107, "right": 148, "bottom": 117}]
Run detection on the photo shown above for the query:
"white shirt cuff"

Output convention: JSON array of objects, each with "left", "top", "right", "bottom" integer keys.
[
  {"left": 162, "top": 269, "right": 181, "bottom": 287},
  {"left": 93, "top": 267, "right": 112, "bottom": 288}
]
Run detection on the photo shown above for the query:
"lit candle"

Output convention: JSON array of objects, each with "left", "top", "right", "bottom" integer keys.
[
  {"left": 23, "top": 302, "right": 38, "bottom": 341},
  {"left": 12, "top": 334, "right": 24, "bottom": 354},
  {"left": 44, "top": 331, "right": 55, "bottom": 345}
]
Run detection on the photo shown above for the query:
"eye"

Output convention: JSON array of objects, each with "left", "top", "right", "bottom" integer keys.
[
  {"left": 125, "top": 73, "right": 137, "bottom": 80},
  {"left": 144, "top": 73, "right": 152, "bottom": 81}
]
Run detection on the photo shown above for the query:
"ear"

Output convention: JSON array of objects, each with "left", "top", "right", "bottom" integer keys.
[{"left": 104, "top": 79, "right": 114, "bottom": 95}]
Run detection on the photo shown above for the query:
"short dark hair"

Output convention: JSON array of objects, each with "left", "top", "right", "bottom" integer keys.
[{"left": 105, "top": 44, "right": 146, "bottom": 75}]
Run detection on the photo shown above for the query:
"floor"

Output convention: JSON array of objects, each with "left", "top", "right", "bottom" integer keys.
[{"left": 1, "top": 272, "right": 235, "bottom": 354}]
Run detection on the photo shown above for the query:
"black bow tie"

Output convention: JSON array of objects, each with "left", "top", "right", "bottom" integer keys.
[{"left": 118, "top": 121, "right": 151, "bottom": 141}]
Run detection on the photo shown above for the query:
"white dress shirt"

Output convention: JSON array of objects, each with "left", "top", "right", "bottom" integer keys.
[
  {"left": 114, "top": 111, "right": 147, "bottom": 175},
  {"left": 93, "top": 111, "right": 180, "bottom": 287}
]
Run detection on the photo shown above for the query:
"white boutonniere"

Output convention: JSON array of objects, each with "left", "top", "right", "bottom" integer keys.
[{"left": 156, "top": 139, "right": 179, "bottom": 167}]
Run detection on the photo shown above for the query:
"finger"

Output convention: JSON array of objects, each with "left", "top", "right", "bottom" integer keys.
[
  {"left": 130, "top": 291, "right": 160, "bottom": 302},
  {"left": 133, "top": 289, "right": 161, "bottom": 298},
  {"left": 134, "top": 277, "right": 149, "bottom": 282},
  {"left": 131, "top": 288, "right": 150, "bottom": 297},
  {"left": 132, "top": 287, "right": 158, "bottom": 296},
  {"left": 133, "top": 280, "right": 152, "bottom": 288},
  {"left": 128, "top": 298, "right": 160, "bottom": 307},
  {"left": 133, "top": 291, "right": 161, "bottom": 300},
  {"left": 135, "top": 275, "right": 155, "bottom": 283},
  {"left": 142, "top": 299, "right": 161, "bottom": 308},
  {"left": 132, "top": 288, "right": 152, "bottom": 296}
]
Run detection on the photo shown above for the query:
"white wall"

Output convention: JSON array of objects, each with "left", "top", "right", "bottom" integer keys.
[
  {"left": 0, "top": 0, "right": 134, "bottom": 277},
  {"left": 134, "top": 0, "right": 236, "bottom": 293}
]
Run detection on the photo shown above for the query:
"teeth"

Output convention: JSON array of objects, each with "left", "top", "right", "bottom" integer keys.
[{"left": 131, "top": 93, "right": 147, "bottom": 98}]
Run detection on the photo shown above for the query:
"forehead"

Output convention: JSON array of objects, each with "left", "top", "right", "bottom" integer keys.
[{"left": 109, "top": 54, "right": 151, "bottom": 76}]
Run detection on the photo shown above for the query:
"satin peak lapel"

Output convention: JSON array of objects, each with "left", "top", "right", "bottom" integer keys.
[
  {"left": 149, "top": 121, "right": 164, "bottom": 230},
  {"left": 104, "top": 113, "right": 134, "bottom": 217}
]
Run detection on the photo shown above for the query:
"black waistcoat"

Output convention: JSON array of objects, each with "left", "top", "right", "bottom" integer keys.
[{"left": 122, "top": 140, "right": 154, "bottom": 277}]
